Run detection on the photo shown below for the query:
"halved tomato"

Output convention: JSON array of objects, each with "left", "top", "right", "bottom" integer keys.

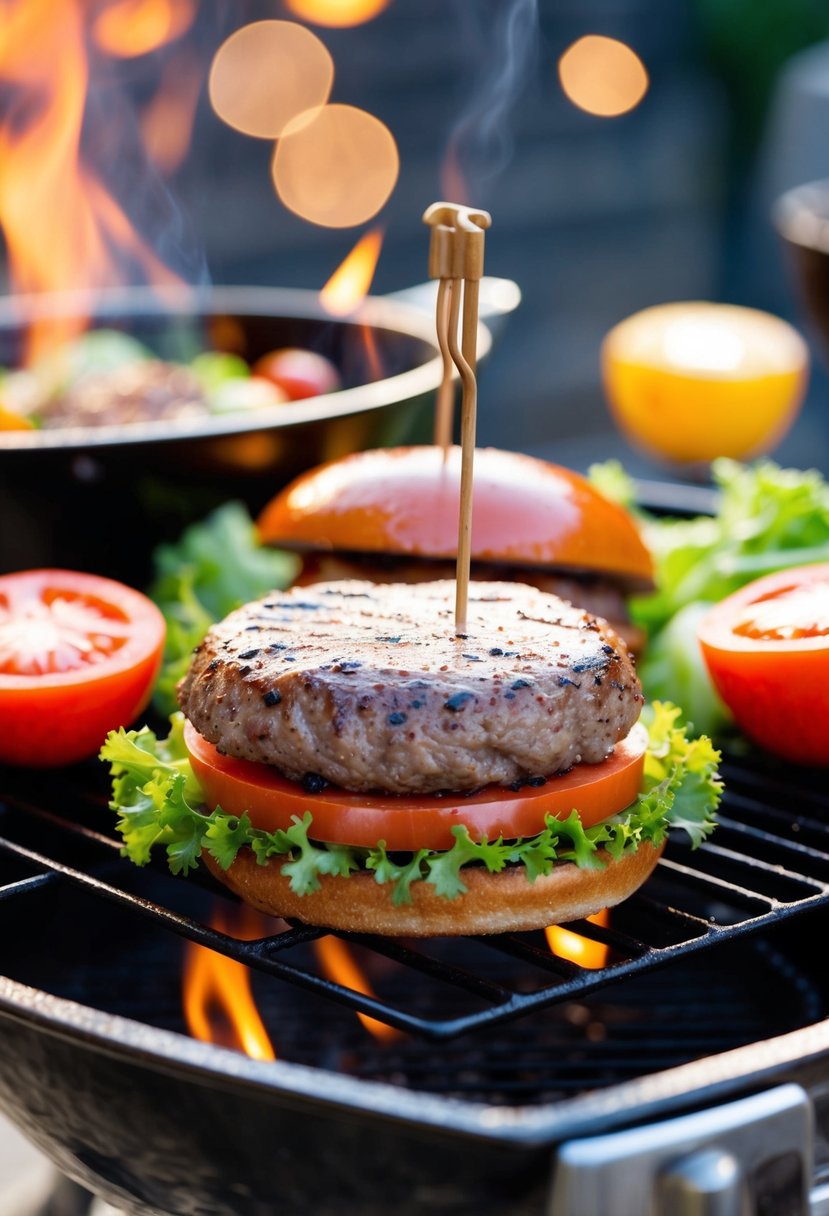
[
  {"left": 184, "top": 719, "right": 648, "bottom": 851},
  {"left": 0, "top": 570, "right": 165, "bottom": 767},
  {"left": 697, "top": 563, "right": 829, "bottom": 765}
]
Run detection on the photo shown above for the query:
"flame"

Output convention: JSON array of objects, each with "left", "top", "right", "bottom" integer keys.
[
  {"left": 92, "top": 0, "right": 196, "bottom": 58},
  {"left": 0, "top": 0, "right": 184, "bottom": 364},
  {"left": 546, "top": 909, "right": 610, "bottom": 970},
  {"left": 285, "top": 0, "right": 391, "bottom": 26},
  {"left": 183, "top": 906, "right": 276, "bottom": 1061},
  {"left": 140, "top": 48, "right": 204, "bottom": 175},
  {"left": 313, "top": 936, "right": 400, "bottom": 1042},
  {"left": 320, "top": 229, "right": 383, "bottom": 316}
]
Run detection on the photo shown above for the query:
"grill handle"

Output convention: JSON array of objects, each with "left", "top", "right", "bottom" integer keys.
[
  {"left": 655, "top": 1148, "right": 745, "bottom": 1215},
  {"left": 548, "top": 1084, "right": 812, "bottom": 1216}
]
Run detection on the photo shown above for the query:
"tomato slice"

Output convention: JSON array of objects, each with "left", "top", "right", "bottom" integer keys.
[
  {"left": 0, "top": 569, "right": 165, "bottom": 767},
  {"left": 185, "top": 719, "right": 647, "bottom": 852},
  {"left": 697, "top": 562, "right": 829, "bottom": 765}
]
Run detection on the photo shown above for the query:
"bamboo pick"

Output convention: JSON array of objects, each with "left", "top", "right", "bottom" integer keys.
[
  {"left": 422, "top": 202, "right": 491, "bottom": 634},
  {"left": 432, "top": 277, "right": 455, "bottom": 450}
]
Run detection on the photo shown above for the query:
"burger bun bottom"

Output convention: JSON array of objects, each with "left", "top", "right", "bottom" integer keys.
[{"left": 203, "top": 841, "right": 665, "bottom": 937}]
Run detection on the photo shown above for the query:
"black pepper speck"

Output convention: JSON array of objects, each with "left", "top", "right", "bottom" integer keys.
[
  {"left": 445, "top": 691, "right": 474, "bottom": 711},
  {"left": 263, "top": 690, "right": 282, "bottom": 707},
  {"left": 388, "top": 712, "right": 407, "bottom": 725},
  {"left": 238, "top": 648, "right": 260, "bottom": 661}
]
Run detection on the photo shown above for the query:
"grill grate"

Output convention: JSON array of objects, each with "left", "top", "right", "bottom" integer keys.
[{"left": 1, "top": 744, "right": 829, "bottom": 1044}]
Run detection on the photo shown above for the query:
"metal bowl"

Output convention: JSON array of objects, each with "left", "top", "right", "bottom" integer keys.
[{"left": 0, "top": 285, "right": 491, "bottom": 581}]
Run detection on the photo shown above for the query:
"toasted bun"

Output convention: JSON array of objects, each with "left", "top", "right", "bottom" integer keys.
[
  {"left": 203, "top": 841, "right": 665, "bottom": 937},
  {"left": 257, "top": 445, "right": 654, "bottom": 588}
]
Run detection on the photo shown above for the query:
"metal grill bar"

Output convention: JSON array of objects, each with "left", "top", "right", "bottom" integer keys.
[{"left": 1, "top": 747, "right": 829, "bottom": 1042}]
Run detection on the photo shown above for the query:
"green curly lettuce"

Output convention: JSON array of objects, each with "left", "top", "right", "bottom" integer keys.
[
  {"left": 589, "top": 456, "right": 829, "bottom": 735},
  {"left": 149, "top": 502, "right": 298, "bottom": 715},
  {"left": 100, "top": 702, "right": 721, "bottom": 906}
]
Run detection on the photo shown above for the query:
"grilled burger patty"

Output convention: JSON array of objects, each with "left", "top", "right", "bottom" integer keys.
[{"left": 178, "top": 580, "right": 643, "bottom": 795}]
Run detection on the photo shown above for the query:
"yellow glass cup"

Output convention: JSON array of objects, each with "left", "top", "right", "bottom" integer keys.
[{"left": 601, "top": 302, "right": 809, "bottom": 466}]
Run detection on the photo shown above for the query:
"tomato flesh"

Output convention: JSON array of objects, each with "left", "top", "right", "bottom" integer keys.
[
  {"left": 0, "top": 585, "right": 134, "bottom": 675},
  {"left": 0, "top": 570, "right": 166, "bottom": 768},
  {"left": 732, "top": 582, "right": 829, "bottom": 642},
  {"left": 698, "top": 563, "right": 829, "bottom": 765},
  {"left": 185, "top": 719, "right": 648, "bottom": 852}
]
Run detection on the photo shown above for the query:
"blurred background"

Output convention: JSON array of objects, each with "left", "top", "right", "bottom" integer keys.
[{"left": 4, "top": 0, "right": 829, "bottom": 477}]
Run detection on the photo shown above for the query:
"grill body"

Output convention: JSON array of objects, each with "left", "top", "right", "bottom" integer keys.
[{"left": 3, "top": 968, "right": 829, "bottom": 1216}]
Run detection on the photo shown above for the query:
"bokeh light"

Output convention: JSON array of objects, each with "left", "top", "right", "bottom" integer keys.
[
  {"left": 272, "top": 104, "right": 399, "bottom": 228},
  {"left": 92, "top": 0, "right": 196, "bottom": 58},
  {"left": 558, "top": 35, "right": 648, "bottom": 118},
  {"left": 284, "top": 0, "right": 391, "bottom": 27},
  {"left": 209, "top": 20, "right": 334, "bottom": 139}
]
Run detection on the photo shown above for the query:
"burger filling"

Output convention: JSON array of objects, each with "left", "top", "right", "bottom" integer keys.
[{"left": 102, "top": 702, "right": 721, "bottom": 904}]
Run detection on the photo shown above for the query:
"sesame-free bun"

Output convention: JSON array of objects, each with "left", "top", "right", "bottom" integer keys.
[
  {"left": 257, "top": 445, "right": 654, "bottom": 589},
  {"left": 203, "top": 841, "right": 665, "bottom": 937}
]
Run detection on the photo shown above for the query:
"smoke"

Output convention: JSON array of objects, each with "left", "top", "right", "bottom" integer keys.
[
  {"left": 442, "top": 0, "right": 539, "bottom": 204},
  {"left": 83, "top": 80, "right": 209, "bottom": 289}
]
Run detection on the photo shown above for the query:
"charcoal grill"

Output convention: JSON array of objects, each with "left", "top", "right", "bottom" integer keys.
[{"left": 2, "top": 735, "right": 829, "bottom": 1215}]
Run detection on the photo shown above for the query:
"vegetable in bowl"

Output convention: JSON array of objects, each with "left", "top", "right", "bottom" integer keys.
[{"left": 0, "top": 328, "right": 341, "bottom": 429}]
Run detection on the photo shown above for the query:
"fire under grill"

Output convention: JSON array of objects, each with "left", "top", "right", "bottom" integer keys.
[{"left": 0, "top": 739, "right": 829, "bottom": 1109}]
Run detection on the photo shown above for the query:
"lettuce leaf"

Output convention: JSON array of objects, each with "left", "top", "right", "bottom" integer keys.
[
  {"left": 632, "top": 457, "right": 829, "bottom": 636},
  {"left": 149, "top": 503, "right": 298, "bottom": 715},
  {"left": 590, "top": 456, "right": 829, "bottom": 735},
  {"left": 100, "top": 703, "right": 721, "bottom": 905}
]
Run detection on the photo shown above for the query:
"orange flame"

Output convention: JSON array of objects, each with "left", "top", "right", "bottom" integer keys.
[
  {"left": 320, "top": 228, "right": 384, "bottom": 317},
  {"left": 313, "top": 936, "right": 400, "bottom": 1042},
  {"left": 0, "top": 0, "right": 184, "bottom": 363},
  {"left": 92, "top": 0, "right": 197, "bottom": 59},
  {"left": 183, "top": 906, "right": 276, "bottom": 1061},
  {"left": 140, "top": 48, "right": 204, "bottom": 175},
  {"left": 546, "top": 909, "right": 610, "bottom": 970}
]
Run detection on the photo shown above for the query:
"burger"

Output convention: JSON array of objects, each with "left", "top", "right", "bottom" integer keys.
[
  {"left": 256, "top": 445, "right": 655, "bottom": 652},
  {"left": 102, "top": 577, "right": 721, "bottom": 937}
]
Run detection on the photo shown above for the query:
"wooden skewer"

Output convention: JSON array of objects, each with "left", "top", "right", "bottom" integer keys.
[
  {"left": 432, "top": 277, "right": 455, "bottom": 450},
  {"left": 423, "top": 202, "right": 492, "bottom": 634}
]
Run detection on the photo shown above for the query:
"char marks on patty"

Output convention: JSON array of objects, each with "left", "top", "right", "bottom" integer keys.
[{"left": 178, "top": 580, "right": 643, "bottom": 795}]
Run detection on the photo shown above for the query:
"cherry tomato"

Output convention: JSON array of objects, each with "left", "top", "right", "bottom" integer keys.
[
  {"left": 697, "top": 563, "right": 829, "bottom": 764},
  {"left": 251, "top": 348, "right": 341, "bottom": 401},
  {"left": 185, "top": 719, "right": 647, "bottom": 851},
  {"left": 0, "top": 570, "right": 165, "bottom": 767}
]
